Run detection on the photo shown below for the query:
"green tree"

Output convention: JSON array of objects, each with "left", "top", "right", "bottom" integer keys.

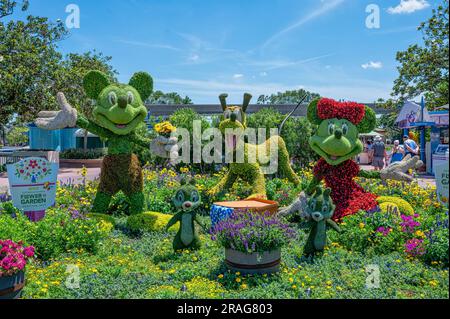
[
  {"left": 247, "top": 107, "right": 318, "bottom": 167},
  {"left": 55, "top": 51, "right": 117, "bottom": 151},
  {"left": 257, "top": 89, "right": 320, "bottom": 105},
  {"left": 147, "top": 90, "right": 193, "bottom": 105},
  {"left": 392, "top": 0, "right": 449, "bottom": 109},
  {"left": 0, "top": 0, "right": 67, "bottom": 143},
  {"left": 6, "top": 125, "right": 28, "bottom": 146}
]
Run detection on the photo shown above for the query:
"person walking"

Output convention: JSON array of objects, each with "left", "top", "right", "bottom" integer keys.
[{"left": 372, "top": 135, "right": 387, "bottom": 170}]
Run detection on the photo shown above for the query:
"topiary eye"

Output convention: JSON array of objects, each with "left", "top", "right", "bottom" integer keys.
[
  {"left": 342, "top": 123, "right": 348, "bottom": 135},
  {"left": 176, "top": 191, "right": 184, "bottom": 203},
  {"left": 328, "top": 123, "right": 335, "bottom": 135},
  {"left": 127, "top": 91, "right": 134, "bottom": 104},
  {"left": 191, "top": 191, "right": 199, "bottom": 202},
  {"left": 322, "top": 205, "right": 328, "bottom": 213},
  {"left": 108, "top": 92, "right": 117, "bottom": 105},
  {"left": 309, "top": 200, "right": 316, "bottom": 211}
]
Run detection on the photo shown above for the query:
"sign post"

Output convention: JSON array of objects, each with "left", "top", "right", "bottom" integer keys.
[
  {"left": 6, "top": 157, "right": 58, "bottom": 222},
  {"left": 435, "top": 161, "right": 449, "bottom": 207}
]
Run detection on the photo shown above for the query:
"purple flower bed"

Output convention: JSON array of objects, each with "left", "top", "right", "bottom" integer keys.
[{"left": 211, "top": 210, "right": 297, "bottom": 254}]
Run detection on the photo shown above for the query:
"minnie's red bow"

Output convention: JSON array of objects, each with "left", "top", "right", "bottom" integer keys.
[{"left": 317, "top": 98, "right": 366, "bottom": 125}]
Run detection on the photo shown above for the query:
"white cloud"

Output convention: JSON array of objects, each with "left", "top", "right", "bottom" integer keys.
[
  {"left": 361, "top": 61, "right": 383, "bottom": 69},
  {"left": 387, "top": 0, "right": 429, "bottom": 14},
  {"left": 259, "top": 72, "right": 268, "bottom": 77},
  {"left": 233, "top": 74, "right": 244, "bottom": 79},
  {"left": 188, "top": 54, "right": 200, "bottom": 62}
]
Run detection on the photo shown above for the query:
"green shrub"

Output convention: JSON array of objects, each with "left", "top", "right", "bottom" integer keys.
[
  {"left": 0, "top": 205, "right": 109, "bottom": 260},
  {"left": 86, "top": 212, "right": 116, "bottom": 226},
  {"left": 60, "top": 148, "right": 106, "bottom": 159},
  {"left": 126, "top": 211, "right": 178, "bottom": 233}
]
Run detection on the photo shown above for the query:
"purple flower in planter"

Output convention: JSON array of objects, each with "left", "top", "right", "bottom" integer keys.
[{"left": 211, "top": 210, "right": 296, "bottom": 253}]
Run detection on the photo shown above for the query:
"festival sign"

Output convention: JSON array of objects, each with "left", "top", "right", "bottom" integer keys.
[
  {"left": 7, "top": 157, "right": 58, "bottom": 221},
  {"left": 434, "top": 161, "right": 449, "bottom": 206}
]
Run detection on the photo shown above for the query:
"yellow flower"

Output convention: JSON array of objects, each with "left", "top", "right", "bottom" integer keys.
[
  {"left": 429, "top": 280, "right": 438, "bottom": 287},
  {"left": 415, "top": 230, "right": 425, "bottom": 238},
  {"left": 359, "top": 222, "right": 365, "bottom": 229},
  {"left": 288, "top": 277, "right": 294, "bottom": 283},
  {"left": 235, "top": 278, "right": 241, "bottom": 283},
  {"left": 240, "top": 284, "right": 248, "bottom": 289},
  {"left": 292, "top": 285, "right": 297, "bottom": 289},
  {"left": 218, "top": 274, "right": 224, "bottom": 279}
]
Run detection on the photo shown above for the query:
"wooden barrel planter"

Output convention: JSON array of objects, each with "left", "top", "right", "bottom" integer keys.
[
  {"left": 225, "top": 248, "right": 281, "bottom": 275},
  {"left": 0, "top": 271, "right": 25, "bottom": 299}
]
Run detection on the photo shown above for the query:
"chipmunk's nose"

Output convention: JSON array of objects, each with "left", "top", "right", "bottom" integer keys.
[
  {"left": 334, "top": 129, "right": 342, "bottom": 139},
  {"left": 118, "top": 96, "right": 128, "bottom": 109},
  {"left": 230, "top": 113, "right": 237, "bottom": 122},
  {"left": 184, "top": 202, "right": 191, "bottom": 208}
]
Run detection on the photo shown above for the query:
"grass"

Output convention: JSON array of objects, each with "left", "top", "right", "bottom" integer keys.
[{"left": 23, "top": 216, "right": 449, "bottom": 299}]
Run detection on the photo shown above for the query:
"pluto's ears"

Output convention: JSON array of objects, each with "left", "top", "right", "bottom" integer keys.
[
  {"left": 219, "top": 93, "right": 228, "bottom": 111},
  {"left": 242, "top": 93, "right": 252, "bottom": 112}
]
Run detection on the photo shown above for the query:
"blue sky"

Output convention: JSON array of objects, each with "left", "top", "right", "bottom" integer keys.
[{"left": 13, "top": 0, "right": 435, "bottom": 103}]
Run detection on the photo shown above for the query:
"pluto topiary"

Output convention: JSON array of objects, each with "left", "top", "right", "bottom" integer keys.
[{"left": 208, "top": 93, "right": 299, "bottom": 199}]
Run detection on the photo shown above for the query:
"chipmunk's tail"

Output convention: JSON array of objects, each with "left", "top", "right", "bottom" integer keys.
[{"left": 278, "top": 93, "right": 310, "bottom": 135}]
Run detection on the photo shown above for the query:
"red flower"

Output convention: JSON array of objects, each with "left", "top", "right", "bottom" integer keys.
[
  {"left": 317, "top": 98, "right": 365, "bottom": 125},
  {"left": 313, "top": 158, "right": 377, "bottom": 221}
]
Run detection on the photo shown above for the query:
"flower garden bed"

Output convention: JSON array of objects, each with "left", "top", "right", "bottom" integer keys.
[{"left": 0, "top": 166, "right": 448, "bottom": 299}]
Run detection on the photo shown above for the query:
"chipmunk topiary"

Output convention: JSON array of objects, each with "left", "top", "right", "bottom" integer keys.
[
  {"left": 303, "top": 186, "right": 340, "bottom": 256},
  {"left": 165, "top": 177, "right": 206, "bottom": 251},
  {"left": 208, "top": 93, "right": 300, "bottom": 199},
  {"left": 35, "top": 71, "right": 178, "bottom": 218}
]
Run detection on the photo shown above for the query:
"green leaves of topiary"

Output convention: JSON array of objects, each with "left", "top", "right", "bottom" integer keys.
[
  {"left": 129, "top": 72, "right": 153, "bottom": 101},
  {"left": 307, "top": 98, "right": 322, "bottom": 125},
  {"left": 357, "top": 106, "right": 376, "bottom": 133},
  {"left": 83, "top": 70, "right": 110, "bottom": 99}
]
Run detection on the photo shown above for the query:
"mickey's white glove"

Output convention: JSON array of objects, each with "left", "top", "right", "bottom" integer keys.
[{"left": 35, "top": 93, "right": 78, "bottom": 130}]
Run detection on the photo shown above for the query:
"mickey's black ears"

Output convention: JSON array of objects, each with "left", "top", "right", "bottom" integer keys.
[{"left": 323, "top": 188, "right": 331, "bottom": 198}]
